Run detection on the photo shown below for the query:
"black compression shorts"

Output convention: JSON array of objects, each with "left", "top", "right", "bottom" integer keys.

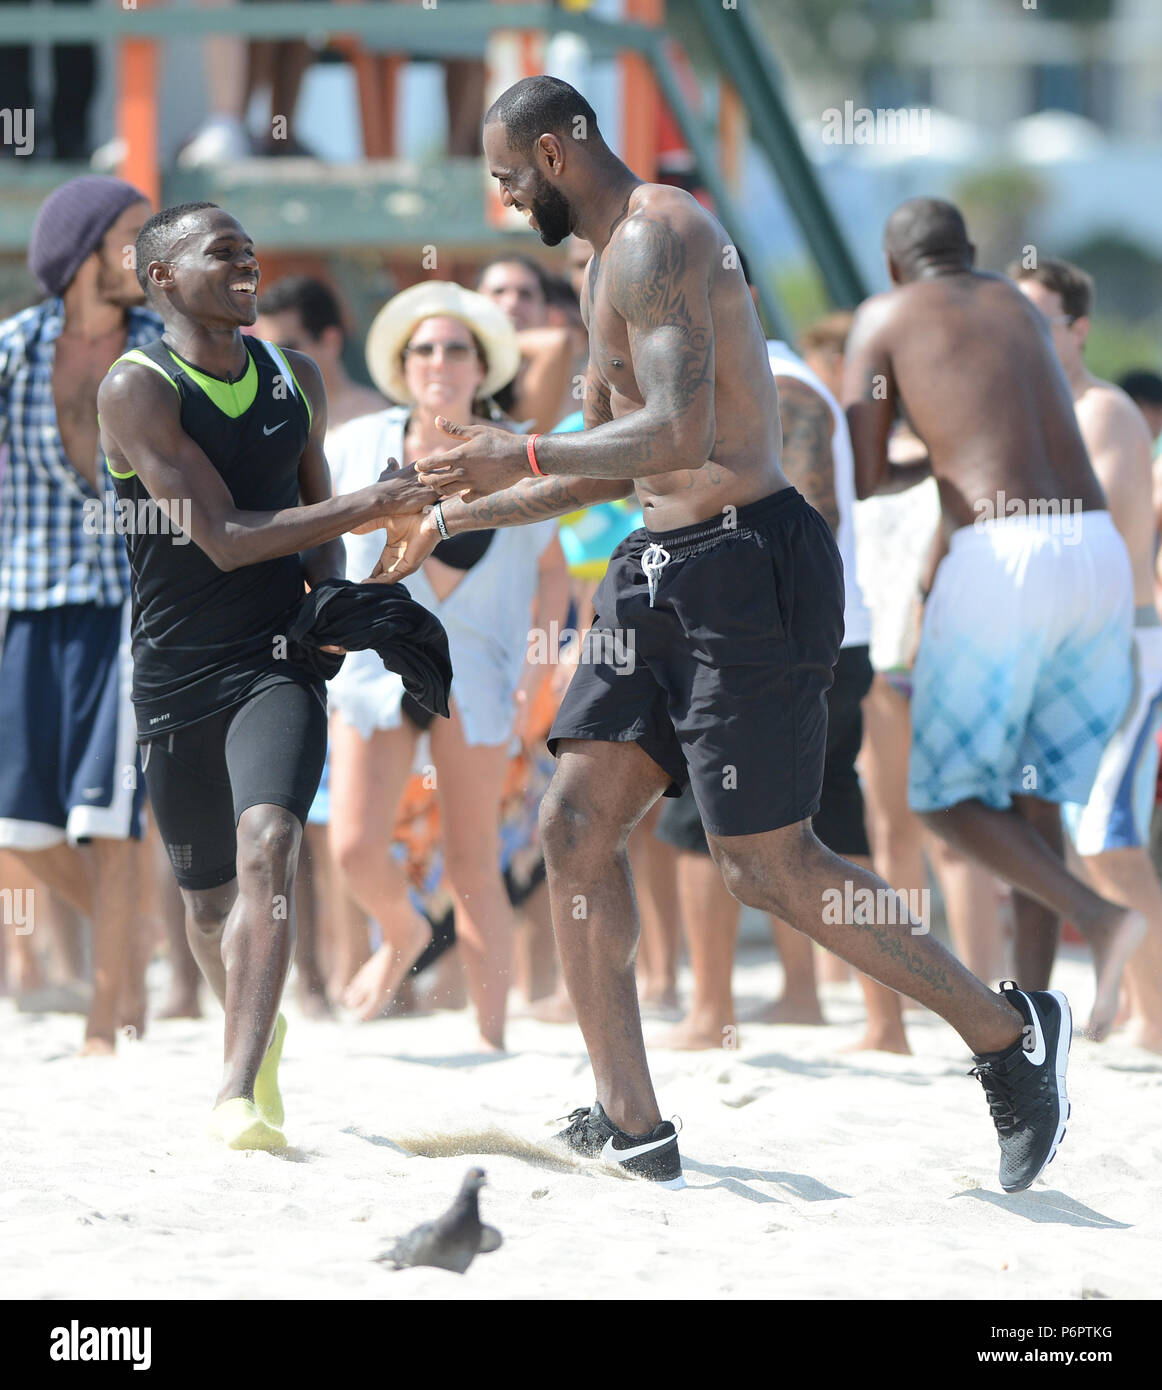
[
  {"left": 142, "top": 676, "right": 328, "bottom": 890},
  {"left": 548, "top": 488, "right": 845, "bottom": 838}
]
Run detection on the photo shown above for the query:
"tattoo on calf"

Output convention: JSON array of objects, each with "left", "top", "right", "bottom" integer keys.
[{"left": 857, "top": 920, "right": 953, "bottom": 995}]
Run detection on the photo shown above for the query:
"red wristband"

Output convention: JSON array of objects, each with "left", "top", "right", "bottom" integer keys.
[{"left": 527, "top": 433, "right": 545, "bottom": 477}]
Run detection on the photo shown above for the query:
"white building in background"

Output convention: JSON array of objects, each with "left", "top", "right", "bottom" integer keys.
[{"left": 903, "top": 0, "right": 1162, "bottom": 141}]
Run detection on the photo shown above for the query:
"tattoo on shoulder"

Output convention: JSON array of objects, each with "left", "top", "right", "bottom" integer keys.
[
  {"left": 777, "top": 380, "right": 838, "bottom": 532},
  {"left": 607, "top": 217, "right": 713, "bottom": 412}
]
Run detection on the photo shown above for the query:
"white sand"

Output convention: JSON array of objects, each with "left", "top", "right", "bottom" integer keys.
[{"left": 2, "top": 947, "right": 1159, "bottom": 1301}]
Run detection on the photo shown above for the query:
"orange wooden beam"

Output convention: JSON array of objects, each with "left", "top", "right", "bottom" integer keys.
[
  {"left": 117, "top": 6, "right": 160, "bottom": 209},
  {"left": 621, "top": 0, "right": 662, "bottom": 183},
  {"left": 718, "top": 79, "right": 744, "bottom": 195}
]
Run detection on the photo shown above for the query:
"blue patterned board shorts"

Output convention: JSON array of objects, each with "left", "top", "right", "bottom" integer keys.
[{"left": 908, "top": 510, "right": 1134, "bottom": 814}]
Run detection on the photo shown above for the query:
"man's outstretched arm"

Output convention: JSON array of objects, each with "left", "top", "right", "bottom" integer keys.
[
  {"left": 366, "top": 473, "right": 633, "bottom": 583},
  {"left": 412, "top": 203, "right": 717, "bottom": 499},
  {"left": 98, "top": 361, "right": 436, "bottom": 572}
]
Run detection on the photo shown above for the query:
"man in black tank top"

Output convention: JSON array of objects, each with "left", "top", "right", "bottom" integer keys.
[{"left": 98, "top": 202, "right": 435, "bottom": 1150}]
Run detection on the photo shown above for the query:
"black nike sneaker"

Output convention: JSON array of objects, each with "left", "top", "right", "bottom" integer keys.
[
  {"left": 970, "top": 982, "right": 1072, "bottom": 1193},
  {"left": 555, "top": 1102, "right": 685, "bottom": 1189}
]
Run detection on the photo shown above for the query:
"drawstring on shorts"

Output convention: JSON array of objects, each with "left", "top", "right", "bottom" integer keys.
[{"left": 640, "top": 543, "right": 672, "bottom": 608}]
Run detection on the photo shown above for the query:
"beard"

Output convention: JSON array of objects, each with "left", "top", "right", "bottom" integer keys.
[
  {"left": 96, "top": 250, "right": 146, "bottom": 307},
  {"left": 529, "top": 174, "right": 573, "bottom": 247}
]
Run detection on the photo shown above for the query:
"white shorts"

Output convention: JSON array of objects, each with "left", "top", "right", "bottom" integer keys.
[
  {"left": 909, "top": 510, "right": 1134, "bottom": 813},
  {"left": 1065, "top": 616, "right": 1162, "bottom": 854}
]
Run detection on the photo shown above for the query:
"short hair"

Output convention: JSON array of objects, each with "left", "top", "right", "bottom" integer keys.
[
  {"left": 258, "top": 275, "right": 345, "bottom": 340},
  {"left": 884, "top": 197, "right": 971, "bottom": 266},
  {"left": 134, "top": 201, "right": 220, "bottom": 292},
  {"left": 1009, "top": 256, "right": 1094, "bottom": 322},
  {"left": 476, "top": 254, "right": 551, "bottom": 303},
  {"left": 484, "top": 75, "right": 600, "bottom": 155},
  {"left": 800, "top": 311, "right": 855, "bottom": 358},
  {"left": 1118, "top": 369, "right": 1162, "bottom": 407}
]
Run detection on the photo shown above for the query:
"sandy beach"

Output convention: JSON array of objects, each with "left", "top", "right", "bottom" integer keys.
[{"left": 2, "top": 945, "right": 1159, "bottom": 1302}]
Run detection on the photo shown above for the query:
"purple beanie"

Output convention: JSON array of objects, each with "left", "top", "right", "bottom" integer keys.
[{"left": 28, "top": 175, "right": 149, "bottom": 298}]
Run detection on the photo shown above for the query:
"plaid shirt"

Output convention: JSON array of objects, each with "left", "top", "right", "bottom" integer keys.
[{"left": 0, "top": 298, "right": 162, "bottom": 611}]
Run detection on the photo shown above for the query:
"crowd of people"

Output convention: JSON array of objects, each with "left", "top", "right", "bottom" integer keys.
[{"left": 3, "top": 77, "right": 1162, "bottom": 1179}]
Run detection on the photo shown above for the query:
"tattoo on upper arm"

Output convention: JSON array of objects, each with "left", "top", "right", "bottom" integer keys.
[
  {"left": 610, "top": 219, "right": 713, "bottom": 414},
  {"left": 778, "top": 381, "right": 839, "bottom": 533}
]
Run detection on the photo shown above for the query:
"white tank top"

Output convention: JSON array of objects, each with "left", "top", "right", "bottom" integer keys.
[{"left": 766, "top": 340, "right": 871, "bottom": 650}]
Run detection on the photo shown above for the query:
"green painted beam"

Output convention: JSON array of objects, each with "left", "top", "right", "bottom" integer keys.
[
  {"left": 165, "top": 161, "right": 506, "bottom": 250},
  {"left": 685, "top": 0, "right": 867, "bottom": 309},
  {"left": 0, "top": 2, "right": 640, "bottom": 52}
]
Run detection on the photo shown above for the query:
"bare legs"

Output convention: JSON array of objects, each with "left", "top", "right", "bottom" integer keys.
[
  {"left": 628, "top": 802, "right": 681, "bottom": 1010},
  {"left": 12, "top": 836, "right": 143, "bottom": 1052},
  {"left": 181, "top": 804, "right": 301, "bottom": 1106},
  {"left": 540, "top": 741, "right": 671, "bottom": 1133},
  {"left": 430, "top": 710, "right": 517, "bottom": 1050},
  {"left": 654, "top": 849, "right": 740, "bottom": 1049},
  {"left": 1078, "top": 846, "right": 1162, "bottom": 1049},
  {"left": 921, "top": 796, "right": 1144, "bottom": 1038},
  {"left": 329, "top": 717, "right": 429, "bottom": 1021},
  {"left": 542, "top": 739, "right": 1023, "bottom": 1136}
]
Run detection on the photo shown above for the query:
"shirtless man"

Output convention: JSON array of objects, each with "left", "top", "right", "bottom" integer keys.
[
  {"left": 367, "top": 79, "right": 1071, "bottom": 1194},
  {"left": 0, "top": 176, "right": 155, "bottom": 1053},
  {"left": 844, "top": 198, "right": 1143, "bottom": 1045},
  {"left": 98, "top": 201, "right": 434, "bottom": 1148},
  {"left": 1015, "top": 258, "right": 1162, "bottom": 1051}
]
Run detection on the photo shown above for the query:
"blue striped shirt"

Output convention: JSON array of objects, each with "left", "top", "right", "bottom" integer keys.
[{"left": 0, "top": 298, "right": 162, "bottom": 610}]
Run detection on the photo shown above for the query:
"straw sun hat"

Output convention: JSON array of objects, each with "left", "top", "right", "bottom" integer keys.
[{"left": 365, "top": 280, "right": 522, "bottom": 407}]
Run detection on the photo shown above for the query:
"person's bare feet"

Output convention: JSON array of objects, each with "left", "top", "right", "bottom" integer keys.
[
  {"left": 1087, "top": 909, "right": 1148, "bottom": 1040},
  {"left": 78, "top": 1035, "right": 115, "bottom": 1056},
  {"left": 638, "top": 979, "right": 680, "bottom": 1011},
  {"left": 652, "top": 1015, "right": 736, "bottom": 1050},
  {"left": 747, "top": 995, "right": 826, "bottom": 1026},
  {"left": 527, "top": 989, "right": 576, "bottom": 1024},
  {"left": 342, "top": 922, "right": 430, "bottom": 1021},
  {"left": 840, "top": 1028, "right": 911, "bottom": 1056},
  {"left": 1128, "top": 1020, "right": 1162, "bottom": 1055}
]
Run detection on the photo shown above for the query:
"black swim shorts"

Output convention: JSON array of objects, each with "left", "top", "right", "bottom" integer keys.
[{"left": 548, "top": 487, "right": 845, "bottom": 837}]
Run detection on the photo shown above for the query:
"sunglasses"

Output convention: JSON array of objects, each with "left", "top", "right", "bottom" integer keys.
[{"left": 403, "top": 341, "right": 476, "bottom": 361}]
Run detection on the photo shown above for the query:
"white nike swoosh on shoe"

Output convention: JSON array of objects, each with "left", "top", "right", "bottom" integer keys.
[
  {"left": 263, "top": 421, "right": 288, "bottom": 436},
  {"left": 1019, "top": 990, "right": 1047, "bottom": 1065},
  {"left": 601, "top": 1132, "right": 675, "bottom": 1164}
]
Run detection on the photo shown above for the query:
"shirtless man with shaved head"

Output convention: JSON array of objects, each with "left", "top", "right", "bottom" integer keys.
[
  {"left": 844, "top": 198, "right": 1143, "bottom": 1044},
  {"left": 366, "top": 82, "right": 1074, "bottom": 1195}
]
